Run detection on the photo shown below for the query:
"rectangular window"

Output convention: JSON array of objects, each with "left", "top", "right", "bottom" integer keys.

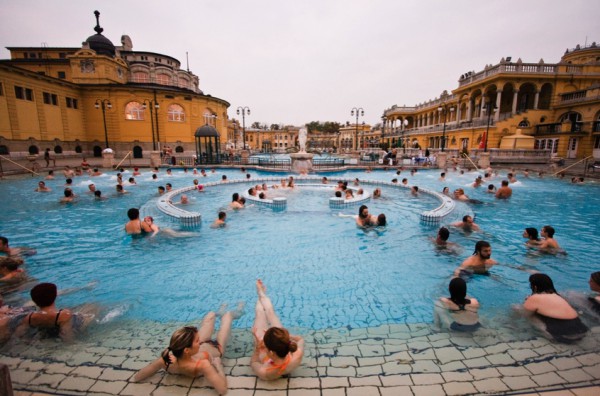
[
  {"left": 58, "top": 71, "right": 66, "bottom": 79},
  {"left": 59, "top": 52, "right": 66, "bottom": 59},
  {"left": 25, "top": 88, "right": 33, "bottom": 101},
  {"left": 66, "top": 97, "right": 78, "bottom": 109},
  {"left": 29, "top": 53, "right": 36, "bottom": 59},
  {"left": 43, "top": 93, "right": 58, "bottom": 105},
  {"left": 43, "top": 92, "right": 51, "bottom": 104},
  {"left": 0, "top": 83, "right": 3, "bottom": 96},
  {"left": 15, "top": 86, "right": 24, "bottom": 99}
]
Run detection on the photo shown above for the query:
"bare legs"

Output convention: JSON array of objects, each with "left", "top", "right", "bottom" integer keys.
[
  {"left": 253, "top": 279, "right": 282, "bottom": 340},
  {"left": 197, "top": 303, "right": 245, "bottom": 358}
]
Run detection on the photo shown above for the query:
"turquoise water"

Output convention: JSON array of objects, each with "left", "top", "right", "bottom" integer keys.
[{"left": 1, "top": 168, "right": 599, "bottom": 332}]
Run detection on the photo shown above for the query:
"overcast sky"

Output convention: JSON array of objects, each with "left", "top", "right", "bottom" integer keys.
[{"left": 1, "top": 0, "right": 598, "bottom": 127}]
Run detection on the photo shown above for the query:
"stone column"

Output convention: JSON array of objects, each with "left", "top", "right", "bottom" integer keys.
[
  {"left": 102, "top": 151, "right": 115, "bottom": 168},
  {"left": 478, "top": 151, "right": 491, "bottom": 168},
  {"left": 467, "top": 99, "right": 473, "bottom": 121},
  {"left": 150, "top": 151, "right": 161, "bottom": 167},
  {"left": 480, "top": 97, "right": 486, "bottom": 119},
  {"left": 437, "top": 151, "right": 448, "bottom": 169},
  {"left": 533, "top": 90, "right": 540, "bottom": 110},
  {"left": 495, "top": 91, "right": 503, "bottom": 121},
  {"left": 456, "top": 102, "right": 462, "bottom": 123},
  {"left": 512, "top": 91, "right": 519, "bottom": 114}
]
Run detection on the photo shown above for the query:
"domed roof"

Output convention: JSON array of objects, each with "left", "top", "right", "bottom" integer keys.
[
  {"left": 194, "top": 124, "right": 219, "bottom": 137},
  {"left": 85, "top": 10, "right": 115, "bottom": 57}
]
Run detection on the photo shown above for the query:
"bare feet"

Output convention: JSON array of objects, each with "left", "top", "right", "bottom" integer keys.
[
  {"left": 216, "top": 303, "right": 228, "bottom": 317},
  {"left": 231, "top": 301, "right": 246, "bottom": 319},
  {"left": 256, "top": 279, "right": 267, "bottom": 296}
]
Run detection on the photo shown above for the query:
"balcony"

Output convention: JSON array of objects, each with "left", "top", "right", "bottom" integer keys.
[{"left": 536, "top": 122, "right": 586, "bottom": 135}]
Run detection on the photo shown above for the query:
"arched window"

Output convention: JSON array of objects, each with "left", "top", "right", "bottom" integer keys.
[
  {"left": 54, "top": 145, "right": 63, "bottom": 154},
  {"left": 132, "top": 72, "right": 149, "bottom": 83},
  {"left": 75, "top": 145, "right": 83, "bottom": 153},
  {"left": 178, "top": 77, "right": 190, "bottom": 89},
  {"left": 125, "top": 101, "right": 145, "bottom": 120},
  {"left": 0, "top": 145, "right": 9, "bottom": 155},
  {"left": 156, "top": 74, "right": 170, "bottom": 85},
  {"left": 28, "top": 145, "right": 39, "bottom": 155},
  {"left": 93, "top": 145, "right": 102, "bottom": 157},
  {"left": 168, "top": 104, "right": 185, "bottom": 122},
  {"left": 175, "top": 145, "right": 184, "bottom": 153},
  {"left": 559, "top": 112, "right": 582, "bottom": 123},
  {"left": 133, "top": 145, "right": 143, "bottom": 159}
]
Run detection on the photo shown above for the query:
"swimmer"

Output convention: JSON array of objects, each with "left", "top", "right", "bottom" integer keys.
[
  {"left": 523, "top": 227, "right": 541, "bottom": 247},
  {"left": 411, "top": 186, "right": 419, "bottom": 196},
  {"left": 125, "top": 208, "right": 153, "bottom": 235},
  {"left": 179, "top": 195, "right": 189, "bottom": 205},
  {"left": 0, "top": 257, "right": 26, "bottom": 285},
  {"left": 251, "top": 279, "right": 304, "bottom": 380},
  {"left": 453, "top": 188, "right": 470, "bottom": 202},
  {"left": 166, "top": 183, "right": 173, "bottom": 192},
  {"left": 15, "top": 282, "right": 98, "bottom": 343},
  {"left": 321, "top": 177, "right": 328, "bottom": 184},
  {"left": 158, "top": 186, "right": 166, "bottom": 195},
  {"left": 143, "top": 216, "right": 160, "bottom": 236},
  {"left": 116, "top": 184, "right": 128, "bottom": 194},
  {"left": 432, "top": 227, "right": 452, "bottom": 247},
  {"left": 94, "top": 190, "right": 106, "bottom": 200},
  {"left": 133, "top": 167, "right": 141, "bottom": 176},
  {"left": 442, "top": 187, "right": 451, "bottom": 197},
  {"left": 35, "top": 181, "right": 51, "bottom": 192},
  {"left": 587, "top": 272, "right": 600, "bottom": 315},
  {"left": 353, "top": 178, "right": 360, "bottom": 186},
  {"left": 434, "top": 278, "right": 480, "bottom": 332},
  {"left": 211, "top": 212, "right": 227, "bottom": 228},
  {"left": 473, "top": 176, "right": 483, "bottom": 188},
  {"left": 520, "top": 273, "right": 588, "bottom": 343},
  {"left": 507, "top": 172, "right": 517, "bottom": 183},
  {"left": 230, "top": 193, "right": 243, "bottom": 210},
  {"left": 128, "top": 177, "right": 137, "bottom": 185},
  {"left": 259, "top": 192, "right": 266, "bottom": 199},
  {"left": 371, "top": 213, "right": 386, "bottom": 227},
  {"left": 91, "top": 168, "right": 102, "bottom": 176},
  {"left": 345, "top": 189, "right": 354, "bottom": 199},
  {"left": 357, "top": 188, "right": 364, "bottom": 196},
  {"left": 45, "top": 170, "right": 55, "bottom": 180},
  {"left": 60, "top": 188, "right": 76, "bottom": 203},
  {"left": 451, "top": 215, "right": 480, "bottom": 232},
  {"left": 402, "top": 178, "right": 408, "bottom": 186},
  {"left": 356, "top": 205, "right": 371, "bottom": 227},
  {"left": 152, "top": 174, "right": 158, "bottom": 181},
  {"left": 134, "top": 305, "right": 244, "bottom": 394},
  {"left": 453, "top": 241, "right": 497, "bottom": 277},
  {"left": 248, "top": 187, "right": 257, "bottom": 197},
  {"left": 0, "top": 237, "right": 37, "bottom": 258},
  {"left": 0, "top": 292, "right": 32, "bottom": 344},
  {"left": 221, "top": 175, "right": 227, "bottom": 182},
  {"left": 487, "top": 184, "right": 496, "bottom": 194},
  {"left": 88, "top": 183, "right": 96, "bottom": 193},
  {"left": 439, "top": 172, "right": 446, "bottom": 182},
  {"left": 537, "top": 225, "right": 562, "bottom": 251},
  {"left": 373, "top": 188, "right": 382, "bottom": 198},
  {"left": 62, "top": 166, "right": 75, "bottom": 178},
  {"left": 495, "top": 180, "right": 512, "bottom": 199}
]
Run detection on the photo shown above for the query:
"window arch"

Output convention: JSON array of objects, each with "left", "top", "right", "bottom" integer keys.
[
  {"left": 132, "top": 72, "right": 149, "bottom": 83},
  {"left": 125, "top": 101, "right": 145, "bottom": 120},
  {"left": 54, "top": 145, "right": 63, "bottom": 154},
  {"left": 156, "top": 74, "right": 170, "bottom": 85},
  {"left": 28, "top": 145, "right": 39, "bottom": 155},
  {"left": 168, "top": 104, "right": 186, "bottom": 122},
  {"left": 75, "top": 145, "right": 83, "bottom": 153},
  {"left": 175, "top": 145, "right": 184, "bottom": 153},
  {"left": 0, "top": 145, "right": 9, "bottom": 155},
  {"left": 559, "top": 111, "right": 582, "bottom": 123}
]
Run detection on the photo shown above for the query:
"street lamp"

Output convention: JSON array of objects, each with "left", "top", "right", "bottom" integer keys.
[
  {"left": 401, "top": 119, "right": 409, "bottom": 154},
  {"left": 94, "top": 99, "right": 112, "bottom": 148},
  {"left": 142, "top": 99, "right": 160, "bottom": 150},
  {"left": 236, "top": 106, "right": 250, "bottom": 150},
  {"left": 483, "top": 101, "right": 497, "bottom": 152},
  {"left": 437, "top": 105, "right": 454, "bottom": 152},
  {"left": 351, "top": 107, "right": 364, "bottom": 151}
]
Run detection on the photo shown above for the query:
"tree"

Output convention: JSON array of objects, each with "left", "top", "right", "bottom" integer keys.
[
  {"left": 270, "top": 124, "right": 280, "bottom": 130},
  {"left": 251, "top": 121, "right": 261, "bottom": 129}
]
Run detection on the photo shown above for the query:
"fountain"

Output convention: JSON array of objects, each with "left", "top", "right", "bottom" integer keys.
[{"left": 289, "top": 127, "right": 314, "bottom": 173}]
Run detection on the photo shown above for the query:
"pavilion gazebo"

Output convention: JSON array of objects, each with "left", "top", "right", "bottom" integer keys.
[{"left": 194, "top": 124, "right": 221, "bottom": 164}]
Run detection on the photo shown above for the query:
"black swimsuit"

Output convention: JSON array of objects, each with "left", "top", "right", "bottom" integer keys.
[
  {"left": 536, "top": 313, "right": 588, "bottom": 343},
  {"left": 28, "top": 309, "right": 63, "bottom": 338},
  {"left": 449, "top": 300, "right": 481, "bottom": 332}
]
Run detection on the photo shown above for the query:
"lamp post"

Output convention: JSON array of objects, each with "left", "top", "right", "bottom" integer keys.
[
  {"left": 401, "top": 119, "right": 409, "bottom": 154},
  {"left": 236, "top": 106, "right": 250, "bottom": 150},
  {"left": 94, "top": 99, "right": 112, "bottom": 148},
  {"left": 437, "top": 104, "right": 454, "bottom": 152},
  {"left": 483, "top": 101, "right": 497, "bottom": 152},
  {"left": 351, "top": 107, "right": 364, "bottom": 151},
  {"left": 142, "top": 99, "right": 160, "bottom": 150}
]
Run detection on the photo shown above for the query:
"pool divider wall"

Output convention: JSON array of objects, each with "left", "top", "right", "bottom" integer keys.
[{"left": 154, "top": 176, "right": 456, "bottom": 225}]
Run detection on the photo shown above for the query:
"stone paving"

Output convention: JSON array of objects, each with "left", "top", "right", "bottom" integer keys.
[{"left": 2, "top": 320, "right": 600, "bottom": 395}]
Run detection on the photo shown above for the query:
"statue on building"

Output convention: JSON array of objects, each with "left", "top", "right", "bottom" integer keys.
[{"left": 298, "top": 127, "right": 307, "bottom": 153}]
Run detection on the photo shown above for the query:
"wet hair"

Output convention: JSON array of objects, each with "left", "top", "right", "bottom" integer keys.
[
  {"left": 218, "top": 211, "right": 226, "bottom": 220},
  {"left": 529, "top": 273, "right": 557, "bottom": 294},
  {"left": 0, "top": 257, "right": 24, "bottom": 271},
  {"left": 591, "top": 272, "right": 600, "bottom": 285},
  {"left": 64, "top": 188, "right": 73, "bottom": 197},
  {"left": 402, "top": 178, "right": 408, "bottom": 183},
  {"left": 438, "top": 227, "right": 450, "bottom": 241},
  {"left": 524, "top": 227, "right": 539, "bottom": 240},
  {"left": 335, "top": 191, "right": 342, "bottom": 198},
  {"left": 30, "top": 282, "right": 58, "bottom": 308},
  {"left": 462, "top": 215, "right": 472, "bottom": 222},
  {"left": 239, "top": 197, "right": 246, "bottom": 204},
  {"left": 222, "top": 175, "right": 227, "bottom": 180},
  {"left": 263, "top": 327, "right": 297, "bottom": 358},
  {"left": 501, "top": 180, "right": 509, "bottom": 186},
  {"left": 127, "top": 208, "right": 140, "bottom": 220},
  {"left": 246, "top": 173, "right": 251, "bottom": 179},
  {"left": 158, "top": 186, "right": 165, "bottom": 193},
  {"left": 161, "top": 326, "right": 198, "bottom": 369},
  {"left": 94, "top": 190, "right": 102, "bottom": 197},
  {"left": 259, "top": 192, "right": 265, "bottom": 199},
  {"left": 473, "top": 240, "right": 490, "bottom": 255},
  {"left": 128, "top": 177, "right": 135, "bottom": 183},
  {"left": 152, "top": 174, "right": 158, "bottom": 179},
  {"left": 391, "top": 178, "right": 398, "bottom": 183},
  {"left": 248, "top": 188, "right": 255, "bottom": 195},
  {"left": 542, "top": 225, "right": 555, "bottom": 238},
  {"left": 449, "top": 278, "right": 470, "bottom": 306},
  {"left": 377, "top": 213, "right": 387, "bottom": 226},
  {"left": 166, "top": 183, "right": 172, "bottom": 188},
  {"left": 232, "top": 193, "right": 240, "bottom": 202},
  {"left": 0, "top": 236, "right": 7, "bottom": 246},
  {"left": 116, "top": 185, "right": 124, "bottom": 192},
  {"left": 488, "top": 184, "right": 495, "bottom": 191},
  {"left": 412, "top": 186, "right": 419, "bottom": 192},
  {"left": 65, "top": 178, "right": 72, "bottom": 184},
  {"left": 358, "top": 205, "right": 368, "bottom": 218}
]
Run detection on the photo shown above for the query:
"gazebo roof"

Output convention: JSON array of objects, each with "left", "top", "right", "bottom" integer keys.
[{"left": 194, "top": 124, "right": 219, "bottom": 137}]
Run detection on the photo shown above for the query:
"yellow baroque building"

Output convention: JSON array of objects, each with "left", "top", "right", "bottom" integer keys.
[
  {"left": 382, "top": 43, "right": 600, "bottom": 162},
  {"left": 0, "top": 11, "right": 229, "bottom": 160}
]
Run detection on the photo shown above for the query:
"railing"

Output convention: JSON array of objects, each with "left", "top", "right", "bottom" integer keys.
[
  {"left": 536, "top": 123, "right": 562, "bottom": 134},
  {"left": 458, "top": 62, "right": 583, "bottom": 87},
  {"left": 469, "top": 149, "right": 552, "bottom": 163},
  {"left": 313, "top": 159, "right": 345, "bottom": 169},
  {"left": 257, "top": 158, "right": 291, "bottom": 169}
]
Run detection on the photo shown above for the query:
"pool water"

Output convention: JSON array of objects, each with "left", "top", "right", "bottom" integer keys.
[{"left": 1, "top": 168, "right": 599, "bottom": 334}]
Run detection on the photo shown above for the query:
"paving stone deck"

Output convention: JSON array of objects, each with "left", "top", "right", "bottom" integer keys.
[{"left": 2, "top": 320, "right": 600, "bottom": 395}]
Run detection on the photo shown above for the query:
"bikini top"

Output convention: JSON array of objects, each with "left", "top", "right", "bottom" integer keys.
[{"left": 263, "top": 353, "right": 292, "bottom": 376}]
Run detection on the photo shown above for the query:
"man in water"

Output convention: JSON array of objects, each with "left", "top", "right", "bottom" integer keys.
[
  {"left": 538, "top": 225, "right": 562, "bottom": 251},
  {"left": 495, "top": 180, "right": 512, "bottom": 199},
  {"left": 451, "top": 215, "right": 480, "bottom": 232},
  {"left": 211, "top": 212, "right": 227, "bottom": 228},
  {"left": 454, "top": 241, "right": 497, "bottom": 277},
  {"left": 35, "top": 181, "right": 51, "bottom": 192},
  {"left": 356, "top": 205, "right": 372, "bottom": 227},
  {"left": 0, "top": 237, "right": 37, "bottom": 257},
  {"left": 125, "top": 208, "right": 152, "bottom": 235}
]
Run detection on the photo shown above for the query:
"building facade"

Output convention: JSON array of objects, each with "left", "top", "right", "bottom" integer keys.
[
  {"left": 382, "top": 43, "right": 600, "bottom": 160},
  {"left": 0, "top": 11, "right": 229, "bottom": 160}
]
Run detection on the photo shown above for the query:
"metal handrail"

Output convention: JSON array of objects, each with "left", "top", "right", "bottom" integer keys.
[
  {"left": 115, "top": 151, "right": 133, "bottom": 169},
  {"left": 552, "top": 155, "right": 594, "bottom": 176},
  {"left": 0, "top": 154, "right": 41, "bottom": 176},
  {"left": 461, "top": 152, "right": 480, "bottom": 171}
]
